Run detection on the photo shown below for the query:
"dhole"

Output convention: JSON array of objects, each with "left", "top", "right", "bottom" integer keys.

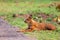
[{"left": 17, "top": 14, "right": 56, "bottom": 32}]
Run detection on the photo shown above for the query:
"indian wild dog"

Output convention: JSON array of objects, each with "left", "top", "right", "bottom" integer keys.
[{"left": 17, "top": 14, "right": 56, "bottom": 32}]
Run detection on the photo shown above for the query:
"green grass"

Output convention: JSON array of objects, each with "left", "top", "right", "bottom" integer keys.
[
  {"left": 24, "top": 31, "right": 60, "bottom": 40},
  {"left": 0, "top": 0, "right": 60, "bottom": 40}
]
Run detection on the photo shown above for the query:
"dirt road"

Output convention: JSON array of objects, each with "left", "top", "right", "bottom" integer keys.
[{"left": 0, "top": 18, "right": 37, "bottom": 40}]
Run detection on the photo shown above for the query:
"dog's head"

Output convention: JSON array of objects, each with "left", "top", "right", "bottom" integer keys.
[{"left": 24, "top": 14, "right": 32, "bottom": 24}]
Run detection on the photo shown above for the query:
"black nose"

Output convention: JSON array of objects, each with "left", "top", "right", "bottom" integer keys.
[{"left": 24, "top": 20, "right": 26, "bottom": 23}]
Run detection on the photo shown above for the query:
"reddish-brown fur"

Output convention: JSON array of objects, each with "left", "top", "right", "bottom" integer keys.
[{"left": 17, "top": 15, "right": 56, "bottom": 32}]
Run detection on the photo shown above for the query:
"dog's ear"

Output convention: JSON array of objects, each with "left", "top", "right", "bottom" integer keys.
[
  {"left": 29, "top": 14, "right": 32, "bottom": 19},
  {"left": 30, "top": 14, "right": 32, "bottom": 17}
]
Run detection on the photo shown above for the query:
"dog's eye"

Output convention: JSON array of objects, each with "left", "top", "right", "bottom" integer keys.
[{"left": 27, "top": 19, "right": 29, "bottom": 20}]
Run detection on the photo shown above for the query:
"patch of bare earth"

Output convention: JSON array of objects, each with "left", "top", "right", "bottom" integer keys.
[{"left": 0, "top": 18, "right": 37, "bottom": 40}]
